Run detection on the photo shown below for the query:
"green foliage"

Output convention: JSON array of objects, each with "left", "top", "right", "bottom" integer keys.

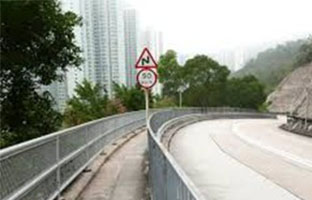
[
  {"left": 63, "top": 80, "right": 110, "bottom": 126},
  {"left": 183, "top": 55, "right": 230, "bottom": 107},
  {"left": 113, "top": 83, "right": 146, "bottom": 111},
  {"left": 64, "top": 81, "right": 152, "bottom": 127},
  {"left": 158, "top": 51, "right": 266, "bottom": 109},
  {"left": 225, "top": 76, "right": 266, "bottom": 109},
  {"left": 233, "top": 39, "right": 310, "bottom": 93},
  {"left": 153, "top": 97, "right": 177, "bottom": 108},
  {"left": 0, "top": 0, "right": 82, "bottom": 147},
  {"left": 157, "top": 50, "right": 184, "bottom": 100},
  {"left": 297, "top": 36, "right": 312, "bottom": 66},
  {"left": 1, "top": 92, "right": 63, "bottom": 148},
  {"left": 113, "top": 83, "right": 155, "bottom": 111}
]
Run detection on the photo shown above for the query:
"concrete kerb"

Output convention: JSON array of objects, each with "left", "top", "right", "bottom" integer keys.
[{"left": 61, "top": 127, "right": 146, "bottom": 200}]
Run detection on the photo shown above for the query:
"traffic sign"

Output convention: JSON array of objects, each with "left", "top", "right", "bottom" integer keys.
[
  {"left": 136, "top": 68, "right": 158, "bottom": 89},
  {"left": 135, "top": 48, "right": 158, "bottom": 69}
]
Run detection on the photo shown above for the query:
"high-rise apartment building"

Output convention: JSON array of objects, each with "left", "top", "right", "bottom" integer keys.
[
  {"left": 124, "top": 8, "right": 139, "bottom": 87},
  {"left": 79, "top": 0, "right": 126, "bottom": 97},
  {"left": 61, "top": 0, "right": 126, "bottom": 97},
  {"left": 140, "top": 28, "right": 164, "bottom": 95},
  {"left": 42, "top": 0, "right": 127, "bottom": 112},
  {"left": 61, "top": 0, "right": 84, "bottom": 98},
  {"left": 46, "top": 0, "right": 166, "bottom": 111},
  {"left": 40, "top": 72, "right": 69, "bottom": 112}
]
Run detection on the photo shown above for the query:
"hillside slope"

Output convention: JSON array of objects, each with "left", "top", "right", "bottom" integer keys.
[
  {"left": 233, "top": 40, "right": 305, "bottom": 93},
  {"left": 267, "top": 62, "right": 312, "bottom": 118}
]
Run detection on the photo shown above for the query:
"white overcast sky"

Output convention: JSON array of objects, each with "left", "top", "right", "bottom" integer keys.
[{"left": 129, "top": 0, "right": 312, "bottom": 54}]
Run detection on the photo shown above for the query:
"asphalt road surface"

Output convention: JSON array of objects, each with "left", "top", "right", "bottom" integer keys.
[{"left": 170, "top": 117, "right": 312, "bottom": 200}]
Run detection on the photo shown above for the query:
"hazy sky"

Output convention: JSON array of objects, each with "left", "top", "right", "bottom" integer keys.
[{"left": 129, "top": 0, "right": 312, "bottom": 54}]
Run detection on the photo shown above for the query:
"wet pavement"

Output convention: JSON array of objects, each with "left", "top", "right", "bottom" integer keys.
[{"left": 170, "top": 118, "right": 312, "bottom": 200}]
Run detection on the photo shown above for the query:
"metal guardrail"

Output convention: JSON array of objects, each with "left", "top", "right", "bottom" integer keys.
[
  {"left": 147, "top": 107, "right": 276, "bottom": 200},
  {"left": 0, "top": 111, "right": 145, "bottom": 200},
  {"left": 0, "top": 107, "right": 275, "bottom": 200}
]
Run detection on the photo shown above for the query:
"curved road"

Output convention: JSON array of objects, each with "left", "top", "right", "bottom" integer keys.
[{"left": 170, "top": 117, "right": 312, "bottom": 200}]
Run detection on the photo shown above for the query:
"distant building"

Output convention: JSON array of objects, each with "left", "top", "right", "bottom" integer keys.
[
  {"left": 40, "top": 72, "right": 69, "bottom": 112},
  {"left": 79, "top": 0, "right": 126, "bottom": 97},
  {"left": 61, "top": 0, "right": 84, "bottom": 98},
  {"left": 140, "top": 28, "right": 164, "bottom": 95},
  {"left": 140, "top": 28, "right": 164, "bottom": 61},
  {"left": 60, "top": 0, "right": 126, "bottom": 98},
  {"left": 124, "top": 8, "right": 139, "bottom": 87}
]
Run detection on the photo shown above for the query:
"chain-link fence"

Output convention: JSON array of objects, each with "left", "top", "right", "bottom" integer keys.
[
  {"left": 147, "top": 107, "right": 276, "bottom": 200},
  {"left": 0, "top": 111, "right": 145, "bottom": 200}
]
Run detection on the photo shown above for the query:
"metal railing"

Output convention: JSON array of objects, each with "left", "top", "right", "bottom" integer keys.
[
  {"left": 0, "top": 111, "right": 145, "bottom": 200},
  {"left": 0, "top": 107, "right": 276, "bottom": 200},
  {"left": 147, "top": 107, "right": 276, "bottom": 200}
]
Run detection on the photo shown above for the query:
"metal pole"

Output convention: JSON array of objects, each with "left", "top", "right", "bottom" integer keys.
[
  {"left": 145, "top": 89, "right": 149, "bottom": 126},
  {"left": 305, "top": 88, "right": 309, "bottom": 127},
  {"left": 56, "top": 135, "right": 61, "bottom": 200},
  {"left": 179, "top": 91, "right": 182, "bottom": 108}
]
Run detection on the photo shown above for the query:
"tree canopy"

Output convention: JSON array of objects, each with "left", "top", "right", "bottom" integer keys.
[
  {"left": 182, "top": 55, "right": 230, "bottom": 107},
  {"left": 0, "top": 0, "right": 82, "bottom": 147},
  {"left": 63, "top": 80, "right": 111, "bottom": 126},
  {"left": 157, "top": 50, "right": 184, "bottom": 99},
  {"left": 158, "top": 50, "right": 266, "bottom": 109},
  {"left": 297, "top": 37, "right": 312, "bottom": 66},
  {"left": 225, "top": 76, "right": 266, "bottom": 109},
  {"left": 113, "top": 83, "right": 148, "bottom": 111}
]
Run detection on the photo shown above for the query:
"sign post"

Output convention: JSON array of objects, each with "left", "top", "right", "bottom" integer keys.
[
  {"left": 135, "top": 48, "right": 158, "bottom": 126},
  {"left": 145, "top": 89, "right": 149, "bottom": 126}
]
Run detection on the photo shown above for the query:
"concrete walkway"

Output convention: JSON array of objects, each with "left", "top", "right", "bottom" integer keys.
[{"left": 78, "top": 132, "right": 147, "bottom": 200}]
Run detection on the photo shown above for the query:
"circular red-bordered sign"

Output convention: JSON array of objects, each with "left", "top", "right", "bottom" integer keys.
[{"left": 136, "top": 68, "right": 158, "bottom": 89}]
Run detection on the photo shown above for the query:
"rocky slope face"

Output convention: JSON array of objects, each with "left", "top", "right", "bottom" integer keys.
[{"left": 267, "top": 62, "right": 312, "bottom": 119}]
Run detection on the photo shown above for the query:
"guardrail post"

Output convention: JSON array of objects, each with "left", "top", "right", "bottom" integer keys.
[
  {"left": 85, "top": 126, "right": 90, "bottom": 162},
  {"left": 56, "top": 135, "right": 61, "bottom": 200},
  {"left": 163, "top": 154, "right": 168, "bottom": 200}
]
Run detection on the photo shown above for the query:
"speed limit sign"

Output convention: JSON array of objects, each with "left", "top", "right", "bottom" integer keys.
[{"left": 136, "top": 68, "right": 157, "bottom": 89}]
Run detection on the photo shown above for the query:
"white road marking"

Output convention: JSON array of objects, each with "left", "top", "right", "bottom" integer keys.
[{"left": 233, "top": 122, "right": 312, "bottom": 170}]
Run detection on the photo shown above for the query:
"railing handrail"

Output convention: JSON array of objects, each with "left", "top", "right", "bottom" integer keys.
[
  {"left": 0, "top": 110, "right": 146, "bottom": 200},
  {"left": 0, "top": 110, "right": 144, "bottom": 157},
  {"left": 147, "top": 107, "right": 276, "bottom": 200},
  {"left": 148, "top": 113, "right": 207, "bottom": 199}
]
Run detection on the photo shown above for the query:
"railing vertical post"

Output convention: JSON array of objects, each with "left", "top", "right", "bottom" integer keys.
[
  {"left": 164, "top": 154, "right": 168, "bottom": 200},
  {"left": 145, "top": 89, "right": 149, "bottom": 127},
  {"left": 305, "top": 88, "right": 309, "bottom": 128},
  {"left": 85, "top": 126, "right": 90, "bottom": 162},
  {"left": 56, "top": 135, "right": 61, "bottom": 200}
]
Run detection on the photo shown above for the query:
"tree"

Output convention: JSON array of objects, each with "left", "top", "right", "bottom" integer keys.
[
  {"left": 157, "top": 50, "right": 184, "bottom": 100},
  {"left": 182, "top": 55, "right": 230, "bottom": 107},
  {"left": 225, "top": 76, "right": 266, "bottom": 109},
  {"left": 1, "top": 0, "right": 82, "bottom": 147},
  {"left": 297, "top": 36, "right": 312, "bottom": 66},
  {"left": 63, "top": 80, "right": 111, "bottom": 126},
  {"left": 113, "top": 83, "right": 151, "bottom": 111}
]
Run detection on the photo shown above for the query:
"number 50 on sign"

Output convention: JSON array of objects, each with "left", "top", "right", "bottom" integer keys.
[{"left": 136, "top": 69, "right": 157, "bottom": 89}]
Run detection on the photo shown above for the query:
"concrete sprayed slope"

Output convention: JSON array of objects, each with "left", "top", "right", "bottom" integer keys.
[{"left": 267, "top": 62, "right": 312, "bottom": 118}]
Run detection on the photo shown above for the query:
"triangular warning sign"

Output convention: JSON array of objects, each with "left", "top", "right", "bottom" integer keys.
[{"left": 135, "top": 48, "right": 158, "bottom": 69}]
